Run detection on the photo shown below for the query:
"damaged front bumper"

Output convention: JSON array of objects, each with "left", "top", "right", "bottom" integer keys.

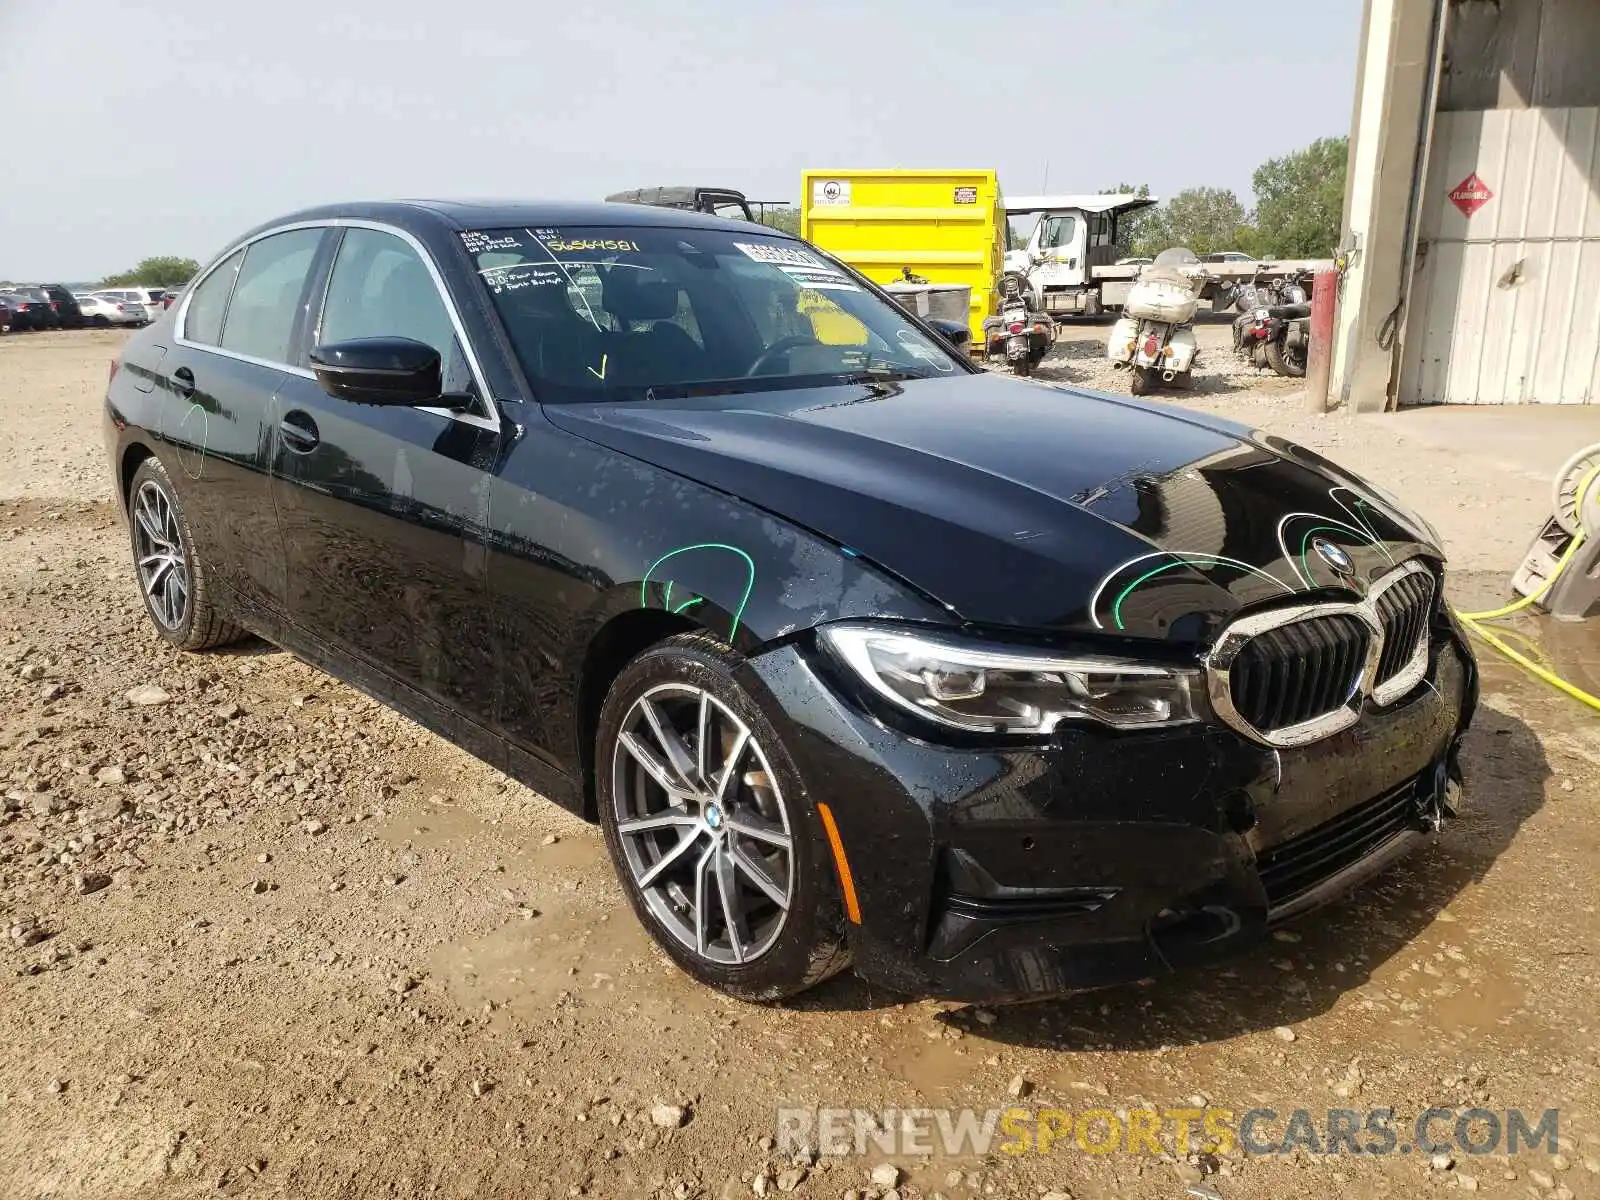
[{"left": 743, "top": 627, "right": 1476, "bottom": 1004}]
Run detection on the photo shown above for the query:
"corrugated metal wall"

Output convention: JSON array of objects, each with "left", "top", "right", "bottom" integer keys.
[
  {"left": 1401, "top": 106, "right": 1600, "bottom": 405},
  {"left": 1441, "top": 0, "right": 1600, "bottom": 112}
]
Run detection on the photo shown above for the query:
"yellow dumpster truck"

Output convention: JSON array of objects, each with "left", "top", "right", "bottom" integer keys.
[{"left": 800, "top": 169, "right": 1004, "bottom": 346}]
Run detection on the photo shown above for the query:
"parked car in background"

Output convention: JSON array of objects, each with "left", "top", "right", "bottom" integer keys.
[
  {"left": 1, "top": 287, "right": 60, "bottom": 330},
  {"left": 1203, "top": 251, "right": 1258, "bottom": 263},
  {"left": 1115, "top": 256, "right": 1153, "bottom": 266},
  {"left": 77, "top": 293, "right": 147, "bottom": 327},
  {"left": 104, "top": 199, "right": 1475, "bottom": 1003},
  {"left": 160, "top": 285, "right": 186, "bottom": 310},
  {"left": 0, "top": 295, "right": 14, "bottom": 333},
  {"left": 20, "top": 283, "right": 86, "bottom": 328},
  {"left": 97, "top": 287, "right": 166, "bottom": 323}
]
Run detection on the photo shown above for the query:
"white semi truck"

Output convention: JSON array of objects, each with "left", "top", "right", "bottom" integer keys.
[{"left": 1002, "top": 194, "right": 1333, "bottom": 317}]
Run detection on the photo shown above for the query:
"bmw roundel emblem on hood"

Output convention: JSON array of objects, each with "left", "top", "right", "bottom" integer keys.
[{"left": 1312, "top": 537, "right": 1356, "bottom": 576}]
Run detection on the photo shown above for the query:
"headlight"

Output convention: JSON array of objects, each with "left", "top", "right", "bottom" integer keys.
[{"left": 819, "top": 623, "right": 1200, "bottom": 734}]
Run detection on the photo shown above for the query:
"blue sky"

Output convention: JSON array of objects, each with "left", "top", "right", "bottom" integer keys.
[{"left": 0, "top": 0, "right": 1363, "bottom": 279}]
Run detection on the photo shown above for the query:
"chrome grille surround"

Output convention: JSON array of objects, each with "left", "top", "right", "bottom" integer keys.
[{"left": 1204, "top": 559, "right": 1436, "bottom": 748}]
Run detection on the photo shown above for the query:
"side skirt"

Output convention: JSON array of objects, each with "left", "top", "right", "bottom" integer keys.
[{"left": 220, "top": 594, "right": 585, "bottom": 817}]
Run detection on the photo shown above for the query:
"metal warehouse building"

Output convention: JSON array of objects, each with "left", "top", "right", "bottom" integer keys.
[{"left": 1332, "top": 0, "right": 1600, "bottom": 410}]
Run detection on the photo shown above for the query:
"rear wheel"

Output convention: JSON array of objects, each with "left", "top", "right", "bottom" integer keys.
[
  {"left": 596, "top": 632, "right": 850, "bottom": 1001},
  {"left": 1266, "top": 339, "right": 1306, "bottom": 378},
  {"left": 1011, "top": 358, "right": 1034, "bottom": 378},
  {"left": 126, "top": 456, "right": 246, "bottom": 651},
  {"left": 1129, "top": 366, "right": 1154, "bottom": 396}
]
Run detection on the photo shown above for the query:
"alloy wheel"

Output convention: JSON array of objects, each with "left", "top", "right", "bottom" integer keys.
[
  {"left": 132, "top": 480, "right": 190, "bottom": 630},
  {"left": 611, "top": 683, "right": 794, "bottom": 965}
]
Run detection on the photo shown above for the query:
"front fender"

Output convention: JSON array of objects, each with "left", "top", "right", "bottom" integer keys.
[{"left": 489, "top": 411, "right": 950, "bottom": 779}]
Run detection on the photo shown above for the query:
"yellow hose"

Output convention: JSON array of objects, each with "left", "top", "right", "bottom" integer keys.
[
  {"left": 1450, "top": 464, "right": 1600, "bottom": 713},
  {"left": 1454, "top": 530, "right": 1586, "bottom": 620},
  {"left": 1477, "top": 623, "right": 1553, "bottom": 671},
  {"left": 1458, "top": 616, "right": 1600, "bottom": 713}
]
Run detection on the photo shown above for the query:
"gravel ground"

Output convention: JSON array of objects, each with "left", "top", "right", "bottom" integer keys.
[{"left": 3, "top": 330, "right": 1599, "bottom": 1200}]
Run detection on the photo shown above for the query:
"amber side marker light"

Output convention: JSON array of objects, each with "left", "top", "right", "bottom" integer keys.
[{"left": 815, "top": 802, "right": 862, "bottom": 924}]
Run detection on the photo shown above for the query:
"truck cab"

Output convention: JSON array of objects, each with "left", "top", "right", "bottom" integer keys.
[{"left": 1003, "top": 194, "right": 1159, "bottom": 316}]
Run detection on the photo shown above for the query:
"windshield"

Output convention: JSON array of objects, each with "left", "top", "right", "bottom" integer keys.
[{"left": 462, "top": 226, "right": 968, "bottom": 402}]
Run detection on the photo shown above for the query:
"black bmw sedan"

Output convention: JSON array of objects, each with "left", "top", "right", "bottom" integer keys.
[{"left": 104, "top": 201, "right": 1476, "bottom": 1002}]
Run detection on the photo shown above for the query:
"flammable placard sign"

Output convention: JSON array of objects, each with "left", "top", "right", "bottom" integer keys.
[{"left": 1448, "top": 172, "right": 1494, "bottom": 218}]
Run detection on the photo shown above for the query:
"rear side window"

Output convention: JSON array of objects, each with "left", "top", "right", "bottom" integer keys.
[
  {"left": 183, "top": 248, "right": 245, "bottom": 347},
  {"left": 219, "top": 228, "right": 322, "bottom": 364}
]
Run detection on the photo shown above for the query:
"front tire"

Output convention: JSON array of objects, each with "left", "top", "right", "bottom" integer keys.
[
  {"left": 126, "top": 456, "right": 245, "bottom": 651},
  {"left": 596, "top": 632, "right": 850, "bottom": 1001}
]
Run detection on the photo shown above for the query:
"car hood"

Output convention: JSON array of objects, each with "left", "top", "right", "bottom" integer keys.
[{"left": 542, "top": 375, "right": 1437, "bottom": 643}]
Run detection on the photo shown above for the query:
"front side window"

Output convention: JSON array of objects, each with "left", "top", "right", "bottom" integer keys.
[
  {"left": 463, "top": 225, "right": 965, "bottom": 402},
  {"left": 218, "top": 228, "right": 322, "bottom": 364},
  {"left": 1040, "top": 215, "right": 1078, "bottom": 251},
  {"left": 182, "top": 248, "right": 245, "bottom": 347},
  {"left": 318, "top": 227, "right": 475, "bottom": 396}
]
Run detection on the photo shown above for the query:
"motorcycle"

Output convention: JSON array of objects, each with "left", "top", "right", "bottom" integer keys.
[
  {"left": 1107, "top": 248, "right": 1206, "bottom": 395},
  {"left": 981, "top": 272, "right": 1054, "bottom": 376},
  {"left": 1228, "top": 271, "right": 1311, "bottom": 378}
]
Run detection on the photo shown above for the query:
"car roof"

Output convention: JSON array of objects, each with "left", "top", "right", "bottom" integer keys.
[{"left": 252, "top": 199, "right": 783, "bottom": 239}]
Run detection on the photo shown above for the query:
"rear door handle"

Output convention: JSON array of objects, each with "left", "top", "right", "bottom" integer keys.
[
  {"left": 171, "top": 366, "right": 196, "bottom": 400},
  {"left": 279, "top": 410, "right": 320, "bottom": 452}
]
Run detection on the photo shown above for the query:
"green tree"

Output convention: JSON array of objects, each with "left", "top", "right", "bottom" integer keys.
[
  {"left": 1251, "top": 136, "right": 1348, "bottom": 257},
  {"left": 1133, "top": 187, "right": 1250, "bottom": 258},
  {"left": 100, "top": 256, "right": 201, "bottom": 289},
  {"left": 756, "top": 207, "right": 802, "bottom": 237},
  {"left": 1099, "top": 182, "right": 1154, "bottom": 259}
]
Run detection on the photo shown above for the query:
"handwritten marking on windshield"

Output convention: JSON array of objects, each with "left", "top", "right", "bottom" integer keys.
[
  {"left": 521, "top": 228, "right": 604, "bottom": 333},
  {"left": 587, "top": 354, "right": 609, "bottom": 381}
]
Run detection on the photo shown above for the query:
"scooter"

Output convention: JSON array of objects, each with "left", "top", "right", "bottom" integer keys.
[
  {"left": 1107, "top": 248, "right": 1206, "bottom": 395},
  {"left": 981, "top": 271, "right": 1054, "bottom": 377}
]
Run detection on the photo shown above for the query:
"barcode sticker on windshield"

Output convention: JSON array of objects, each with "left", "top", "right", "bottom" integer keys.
[
  {"left": 734, "top": 242, "right": 860, "bottom": 290},
  {"left": 734, "top": 242, "right": 826, "bottom": 268}
]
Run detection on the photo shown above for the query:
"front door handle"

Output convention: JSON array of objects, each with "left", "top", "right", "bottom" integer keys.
[
  {"left": 171, "top": 366, "right": 196, "bottom": 400},
  {"left": 279, "top": 410, "right": 320, "bottom": 452}
]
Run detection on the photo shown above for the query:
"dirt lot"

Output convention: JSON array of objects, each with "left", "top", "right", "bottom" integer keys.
[{"left": 3, "top": 329, "right": 1599, "bottom": 1200}]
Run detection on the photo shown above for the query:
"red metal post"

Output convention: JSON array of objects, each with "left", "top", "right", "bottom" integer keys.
[{"left": 1305, "top": 268, "right": 1338, "bottom": 412}]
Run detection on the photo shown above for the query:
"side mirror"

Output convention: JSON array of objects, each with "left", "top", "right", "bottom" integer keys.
[
  {"left": 310, "top": 337, "right": 442, "bottom": 406},
  {"left": 925, "top": 317, "right": 971, "bottom": 349}
]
